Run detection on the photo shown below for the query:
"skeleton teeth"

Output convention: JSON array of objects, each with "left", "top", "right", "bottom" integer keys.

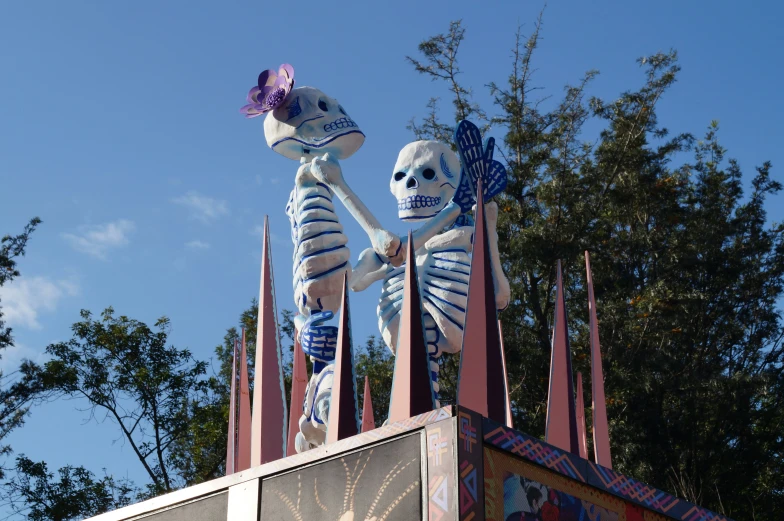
[
  {"left": 397, "top": 195, "right": 442, "bottom": 211},
  {"left": 323, "top": 117, "right": 357, "bottom": 132}
]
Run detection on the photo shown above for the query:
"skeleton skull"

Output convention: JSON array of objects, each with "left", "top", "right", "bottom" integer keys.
[
  {"left": 390, "top": 141, "right": 460, "bottom": 221},
  {"left": 264, "top": 86, "right": 365, "bottom": 161}
]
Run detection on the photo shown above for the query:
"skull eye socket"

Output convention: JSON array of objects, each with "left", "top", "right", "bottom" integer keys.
[
  {"left": 318, "top": 99, "right": 328, "bottom": 111},
  {"left": 423, "top": 168, "right": 436, "bottom": 180},
  {"left": 394, "top": 172, "right": 406, "bottom": 181},
  {"left": 338, "top": 105, "right": 346, "bottom": 115}
]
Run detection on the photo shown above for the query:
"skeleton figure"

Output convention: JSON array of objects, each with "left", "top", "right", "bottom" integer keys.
[
  {"left": 257, "top": 83, "right": 400, "bottom": 452},
  {"left": 317, "top": 139, "right": 510, "bottom": 403}
]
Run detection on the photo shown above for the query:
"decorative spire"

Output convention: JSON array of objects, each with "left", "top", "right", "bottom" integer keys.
[
  {"left": 576, "top": 371, "right": 588, "bottom": 459},
  {"left": 456, "top": 178, "right": 507, "bottom": 423},
  {"left": 499, "top": 320, "right": 513, "bottom": 428},
  {"left": 586, "top": 251, "right": 612, "bottom": 468},
  {"left": 326, "top": 273, "right": 359, "bottom": 443},
  {"left": 286, "top": 324, "right": 308, "bottom": 456},
  {"left": 225, "top": 339, "right": 238, "bottom": 475},
  {"left": 361, "top": 376, "right": 375, "bottom": 432},
  {"left": 237, "top": 328, "right": 252, "bottom": 470},
  {"left": 544, "top": 260, "right": 579, "bottom": 454},
  {"left": 389, "top": 232, "right": 435, "bottom": 423},
  {"left": 250, "top": 216, "right": 287, "bottom": 465}
]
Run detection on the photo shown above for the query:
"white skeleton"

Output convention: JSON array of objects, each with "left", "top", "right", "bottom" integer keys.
[
  {"left": 314, "top": 141, "right": 510, "bottom": 403},
  {"left": 263, "top": 86, "right": 400, "bottom": 452}
]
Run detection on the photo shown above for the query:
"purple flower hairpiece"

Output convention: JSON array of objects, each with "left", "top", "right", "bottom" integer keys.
[{"left": 240, "top": 64, "right": 295, "bottom": 118}]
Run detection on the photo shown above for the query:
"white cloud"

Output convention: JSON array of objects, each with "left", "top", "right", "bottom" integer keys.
[
  {"left": 172, "top": 191, "right": 228, "bottom": 223},
  {"left": 250, "top": 225, "right": 283, "bottom": 244},
  {"left": 185, "top": 240, "right": 210, "bottom": 250},
  {"left": 255, "top": 175, "right": 280, "bottom": 186},
  {"left": 0, "top": 341, "right": 48, "bottom": 372},
  {"left": 62, "top": 219, "right": 135, "bottom": 259},
  {"left": 0, "top": 276, "right": 79, "bottom": 330}
]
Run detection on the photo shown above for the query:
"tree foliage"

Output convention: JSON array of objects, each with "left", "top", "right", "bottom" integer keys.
[
  {"left": 0, "top": 218, "right": 44, "bottom": 475},
  {"left": 407, "top": 17, "right": 784, "bottom": 520},
  {"left": 3, "top": 456, "right": 135, "bottom": 521},
  {"left": 31, "top": 308, "right": 219, "bottom": 496}
]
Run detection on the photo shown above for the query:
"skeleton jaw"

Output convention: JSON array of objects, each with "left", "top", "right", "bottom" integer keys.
[{"left": 397, "top": 195, "right": 445, "bottom": 221}]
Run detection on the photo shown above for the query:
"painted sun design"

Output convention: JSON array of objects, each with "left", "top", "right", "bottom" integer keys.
[{"left": 268, "top": 449, "right": 420, "bottom": 521}]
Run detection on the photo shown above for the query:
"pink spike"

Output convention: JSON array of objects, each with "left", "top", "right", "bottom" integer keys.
[
  {"left": 287, "top": 326, "right": 308, "bottom": 455},
  {"left": 544, "top": 260, "right": 580, "bottom": 454},
  {"left": 250, "top": 216, "right": 287, "bottom": 465},
  {"left": 237, "top": 328, "right": 252, "bottom": 470},
  {"left": 389, "top": 232, "right": 435, "bottom": 423},
  {"left": 225, "top": 339, "right": 238, "bottom": 475},
  {"left": 326, "top": 273, "right": 360, "bottom": 443},
  {"left": 457, "top": 178, "right": 507, "bottom": 422},
  {"left": 361, "top": 376, "right": 375, "bottom": 432},
  {"left": 499, "top": 320, "right": 513, "bottom": 428},
  {"left": 586, "top": 251, "right": 612, "bottom": 468},
  {"left": 576, "top": 372, "right": 588, "bottom": 459}
]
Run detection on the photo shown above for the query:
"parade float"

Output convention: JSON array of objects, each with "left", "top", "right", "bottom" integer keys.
[{"left": 85, "top": 64, "right": 732, "bottom": 521}]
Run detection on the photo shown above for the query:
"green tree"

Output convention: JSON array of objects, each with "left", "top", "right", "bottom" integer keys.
[
  {"left": 355, "top": 336, "right": 395, "bottom": 427},
  {"left": 0, "top": 218, "right": 44, "bottom": 474},
  {"left": 408, "top": 18, "right": 784, "bottom": 520},
  {"left": 32, "top": 308, "right": 219, "bottom": 496},
  {"left": 3, "top": 456, "right": 135, "bottom": 521}
]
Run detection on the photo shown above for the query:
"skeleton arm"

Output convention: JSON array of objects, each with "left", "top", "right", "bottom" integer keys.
[
  {"left": 349, "top": 247, "right": 389, "bottom": 292},
  {"left": 484, "top": 201, "right": 510, "bottom": 311},
  {"left": 310, "top": 154, "right": 402, "bottom": 260}
]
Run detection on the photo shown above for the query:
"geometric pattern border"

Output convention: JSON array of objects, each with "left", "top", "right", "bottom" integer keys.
[{"left": 482, "top": 418, "right": 733, "bottom": 521}]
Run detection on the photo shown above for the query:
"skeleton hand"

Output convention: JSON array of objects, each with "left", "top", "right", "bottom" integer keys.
[
  {"left": 350, "top": 248, "right": 388, "bottom": 292},
  {"left": 310, "top": 153, "right": 345, "bottom": 186},
  {"left": 376, "top": 231, "right": 403, "bottom": 266}
]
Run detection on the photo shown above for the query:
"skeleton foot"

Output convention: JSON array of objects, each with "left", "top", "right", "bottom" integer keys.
[{"left": 297, "top": 363, "right": 334, "bottom": 451}]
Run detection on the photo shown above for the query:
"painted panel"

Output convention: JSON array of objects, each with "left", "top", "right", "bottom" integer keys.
[
  {"left": 260, "top": 433, "right": 422, "bottom": 520},
  {"left": 140, "top": 492, "right": 227, "bottom": 521},
  {"left": 484, "top": 447, "right": 626, "bottom": 521},
  {"left": 457, "top": 408, "right": 485, "bottom": 521},
  {"left": 426, "top": 419, "right": 456, "bottom": 521}
]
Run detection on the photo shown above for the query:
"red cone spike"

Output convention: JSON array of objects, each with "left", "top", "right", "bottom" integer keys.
[
  {"left": 586, "top": 251, "right": 613, "bottom": 468},
  {"left": 361, "top": 376, "right": 375, "bottom": 433},
  {"left": 544, "top": 260, "right": 580, "bottom": 454},
  {"left": 389, "top": 231, "right": 435, "bottom": 423},
  {"left": 237, "top": 328, "right": 252, "bottom": 470},
  {"left": 499, "top": 320, "right": 513, "bottom": 428},
  {"left": 576, "top": 371, "right": 588, "bottom": 459},
  {"left": 287, "top": 326, "right": 308, "bottom": 456},
  {"left": 250, "top": 216, "right": 287, "bottom": 464},
  {"left": 457, "top": 178, "right": 507, "bottom": 423},
  {"left": 326, "top": 273, "right": 359, "bottom": 443},
  {"left": 225, "top": 339, "right": 238, "bottom": 475}
]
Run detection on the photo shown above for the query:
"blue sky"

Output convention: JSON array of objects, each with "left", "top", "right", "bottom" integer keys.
[{"left": 1, "top": 0, "right": 782, "bottom": 492}]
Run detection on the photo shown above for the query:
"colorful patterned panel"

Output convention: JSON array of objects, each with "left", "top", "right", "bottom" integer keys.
[
  {"left": 484, "top": 447, "right": 626, "bottom": 521},
  {"left": 427, "top": 419, "right": 456, "bottom": 521},
  {"left": 458, "top": 408, "right": 485, "bottom": 521},
  {"left": 483, "top": 418, "right": 733, "bottom": 521}
]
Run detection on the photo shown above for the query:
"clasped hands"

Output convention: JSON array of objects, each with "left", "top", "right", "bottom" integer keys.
[{"left": 307, "top": 153, "right": 406, "bottom": 266}]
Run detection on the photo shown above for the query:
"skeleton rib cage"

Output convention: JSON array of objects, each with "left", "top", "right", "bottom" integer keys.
[
  {"left": 377, "top": 225, "right": 474, "bottom": 398},
  {"left": 286, "top": 167, "right": 351, "bottom": 319}
]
